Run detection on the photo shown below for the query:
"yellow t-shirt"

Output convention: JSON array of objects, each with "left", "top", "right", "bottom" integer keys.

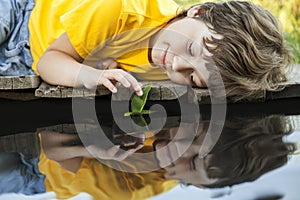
[{"left": 29, "top": 0, "right": 180, "bottom": 80}]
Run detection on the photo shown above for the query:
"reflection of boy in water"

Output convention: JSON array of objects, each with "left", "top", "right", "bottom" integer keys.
[
  {"left": 155, "top": 115, "right": 296, "bottom": 188},
  {"left": 37, "top": 115, "right": 296, "bottom": 199}
]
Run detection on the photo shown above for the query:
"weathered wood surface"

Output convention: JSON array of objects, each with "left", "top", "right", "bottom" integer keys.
[
  {"left": 35, "top": 81, "right": 188, "bottom": 100},
  {"left": 35, "top": 82, "right": 111, "bottom": 98},
  {"left": 0, "top": 132, "right": 40, "bottom": 159},
  {"left": 0, "top": 64, "right": 299, "bottom": 102},
  {"left": 0, "top": 75, "right": 41, "bottom": 90}
]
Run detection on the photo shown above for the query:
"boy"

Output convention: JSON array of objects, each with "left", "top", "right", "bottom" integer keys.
[{"left": 1, "top": 0, "right": 293, "bottom": 101}]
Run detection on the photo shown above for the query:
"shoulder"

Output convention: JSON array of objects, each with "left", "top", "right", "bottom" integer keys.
[{"left": 122, "top": 0, "right": 179, "bottom": 19}]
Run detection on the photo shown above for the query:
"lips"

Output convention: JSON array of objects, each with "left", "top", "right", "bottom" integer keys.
[{"left": 160, "top": 48, "right": 168, "bottom": 67}]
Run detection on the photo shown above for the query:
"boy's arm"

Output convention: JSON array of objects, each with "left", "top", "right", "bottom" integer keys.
[{"left": 36, "top": 32, "right": 143, "bottom": 96}]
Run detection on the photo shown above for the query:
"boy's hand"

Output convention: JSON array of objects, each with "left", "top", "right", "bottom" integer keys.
[
  {"left": 95, "top": 57, "right": 118, "bottom": 70},
  {"left": 79, "top": 66, "right": 143, "bottom": 96}
]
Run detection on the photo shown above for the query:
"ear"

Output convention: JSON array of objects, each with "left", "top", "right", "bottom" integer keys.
[{"left": 187, "top": 5, "right": 205, "bottom": 18}]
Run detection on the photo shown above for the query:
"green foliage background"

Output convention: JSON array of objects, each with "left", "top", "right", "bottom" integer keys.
[{"left": 175, "top": 0, "right": 300, "bottom": 63}]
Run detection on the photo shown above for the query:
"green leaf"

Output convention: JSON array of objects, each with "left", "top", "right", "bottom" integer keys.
[
  {"left": 124, "top": 110, "right": 152, "bottom": 116},
  {"left": 130, "top": 85, "right": 152, "bottom": 113},
  {"left": 124, "top": 112, "right": 133, "bottom": 117},
  {"left": 140, "top": 110, "right": 152, "bottom": 115}
]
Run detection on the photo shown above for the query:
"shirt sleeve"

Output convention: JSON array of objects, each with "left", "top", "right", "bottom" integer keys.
[{"left": 60, "top": 0, "right": 123, "bottom": 58}]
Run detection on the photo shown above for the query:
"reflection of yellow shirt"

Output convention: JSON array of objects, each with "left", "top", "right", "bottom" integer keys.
[
  {"left": 38, "top": 137, "right": 178, "bottom": 200},
  {"left": 29, "top": 0, "right": 180, "bottom": 80}
]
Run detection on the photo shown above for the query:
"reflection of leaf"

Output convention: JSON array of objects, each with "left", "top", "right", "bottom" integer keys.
[
  {"left": 131, "top": 85, "right": 152, "bottom": 113},
  {"left": 124, "top": 110, "right": 153, "bottom": 117},
  {"left": 131, "top": 115, "right": 149, "bottom": 131}
]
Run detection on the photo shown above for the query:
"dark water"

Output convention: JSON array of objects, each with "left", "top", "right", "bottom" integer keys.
[{"left": 0, "top": 96, "right": 299, "bottom": 200}]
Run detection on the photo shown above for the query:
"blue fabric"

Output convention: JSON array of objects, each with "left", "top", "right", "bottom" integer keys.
[{"left": 0, "top": 0, "right": 35, "bottom": 76}]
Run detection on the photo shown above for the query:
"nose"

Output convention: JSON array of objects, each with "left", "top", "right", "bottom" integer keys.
[{"left": 172, "top": 56, "right": 193, "bottom": 72}]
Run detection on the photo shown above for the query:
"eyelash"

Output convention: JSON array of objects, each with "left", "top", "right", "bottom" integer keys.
[
  {"left": 190, "top": 154, "right": 198, "bottom": 170},
  {"left": 188, "top": 42, "right": 194, "bottom": 56}
]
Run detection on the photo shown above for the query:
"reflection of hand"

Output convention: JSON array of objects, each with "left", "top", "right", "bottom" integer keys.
[
  {"left": 86, "top": 143, "right": 144, "bottom": 161},
  {"left": 86, "top": 132, "right": 145, "bottom": 161},
  {"left": 113, "top": 132, "right": 146, "bottom": 149}
]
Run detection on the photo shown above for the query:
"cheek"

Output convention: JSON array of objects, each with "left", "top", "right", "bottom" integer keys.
[
  {"left": 167, "top": 72, "right": 188, "bottom": 85},
  {"left": 152, "top": 49, "right": 163, "bottom": 64}
]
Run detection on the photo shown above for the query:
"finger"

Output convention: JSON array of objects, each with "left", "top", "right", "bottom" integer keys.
[
  {"left": 114, "top": 149, "right": 136, "bottom": 161},
  {"left": 133, "top": 132, "right": 146, "bottom": 141},
  {"left": 135, "top": 144, "right": 144, "bottom": 151},
  {"left": 105, "top": 69, "right": 131, "bottom": 88},
  {"left": 101, "top": 69, "right": 143, "bottom": 96},
  {"left": 106, "top": 145, "right": 121, "bottom": 156},
  {"left": 101, "top": 78, "right": 117, "bottom": 93},
  {"left": 118, "top": 72, "right": 143, "bottom": 96}
]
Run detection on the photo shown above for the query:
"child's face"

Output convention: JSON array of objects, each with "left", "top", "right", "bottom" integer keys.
[
  {"left": 154, "top": 123, "right": 218, "bottom": 186},
  {"left": 150, "top": 17, "right": 220, "bottom": 88}
]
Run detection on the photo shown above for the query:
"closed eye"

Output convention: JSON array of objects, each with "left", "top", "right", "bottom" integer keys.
[
  {"left": 190, "top": 154, "right": 198, "bottom": 170},
  {"left": 188, "top": 42, "right": 194, "bottom": 56}
]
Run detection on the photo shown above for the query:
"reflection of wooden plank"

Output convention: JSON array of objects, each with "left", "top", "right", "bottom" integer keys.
[
  {"left": 37, "top": 115, "right": 182, "bottom": 136},
  {"left": 0, "top": 90, "right": 38, "bottom": 100},
  {"left": 15, "top": 132, "right": 39, "bottom": 159},
  {"left": 0, "top": 132, "right": 39, "bottom": 159},
  {"left": 289, "top": 116, "right": 300, "bottom": 131},
  {"left": 0, "top": 135, "right": 16, "bottom": 152},
  {"left": 0, "top": 75, "right": 41, "bottom": 90}
]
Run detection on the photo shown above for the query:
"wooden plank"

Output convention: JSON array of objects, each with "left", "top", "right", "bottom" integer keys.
[
  {"left": 0, "top": 75, "right": 41, "bottom": 90},
  {"left": 1, "top": 64, "right": 299, "bottom": 102},
  {"left": 12, "top": 75, "right": 41, "bottom": 89},
  {"left": 0, "top": 77, "right": 13, "bottom": 89},
  {"left": 36, "top": 80, "right": 187, "bottom": 100},
  {"left": 159, "top": 81, "right": 187, "bottom": 100},
  {"left": 35, "top": 82, "right": 111, "bottom": 98},
  {"left": 35, "top": 82, "right": 62, "bottom": 98}
]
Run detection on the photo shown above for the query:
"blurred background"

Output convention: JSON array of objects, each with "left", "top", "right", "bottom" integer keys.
[{"left": 175, "top": 0, "right": 300, "bottom": 63}]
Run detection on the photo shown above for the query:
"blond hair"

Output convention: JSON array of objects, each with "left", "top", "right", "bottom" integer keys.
[{"left": 181, "top": 1, "right": 293, "bottom": 101}]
